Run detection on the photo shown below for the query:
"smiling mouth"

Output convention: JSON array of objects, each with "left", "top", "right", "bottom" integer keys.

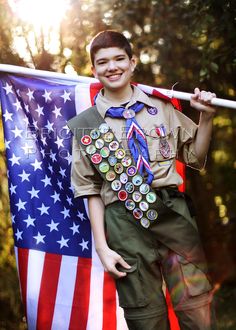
[{"left": 106, "top": 73, "right": 122, "bottom": 81}]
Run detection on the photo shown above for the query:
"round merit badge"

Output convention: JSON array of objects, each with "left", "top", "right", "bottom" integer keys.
[
  {"left": 147, "top": 107, "right": 158, "bottom": 115},
  {"left": 139, "top": 201, "right": 149, "bottom": 212},
  {"left": 99, "top": 123, "right": 109, "bottom": 134},
  {"left": 95, "top": 138, "right": 105, "bottom": 149},
  {"left": 139, "top": 183, "right": 150, "bottom": 194},
  {"left": 86, "top": 144, "right": 96, "bottom": 155},
  {"left": 121, "top": 156, "right": 132, "bottom": 167},
  {"left": 90, "top": 128, "right": 100, "bottom": 139},
  {"left": 118, "top": 190, "right": 128, "bottom": 201},
  {"left": 125, "top": 199, "right": 135, "bottom": 211},
  {"left": 126, "top": 165, "right": 137, "bottom": 177},
  {"left": 109, "top": 140, "right": 119, "bottom": 151},
  {"left": 132, "top": 191, "right": 142, "bottom": 203},
  {"left": 105, "top": 170, "right": 116, "bottom": 181},
  {"left": 133, "top": 208, "right": 143, "bottom": 219},
  {"left": 125, "top": 182, "right": 134, "bottom": 194},
  {"left": 81, "top": 135, "right": 92, "bottom": 146},
  {"left": 100, "top": 146, "right": 110, "bottom": 158},
  {"left": 108, "top": 155, "right": 117, "bottom": 166},
  {"left": 99, "top": 162, "right": 110, "bottom": 173},
  {"left": 114, "top": 163, "right": 123, "bottom": 174},
  {"left": 115, "top": 148, "right": 126, "bottom": 159},
  {"left": 140, "top": 217, "right": 150, "bottom": 228},
  {"left": 104, "top": 132, "right": 114, "bottom": 143},
  {"left": 120, "top": 173, "right": 128, "bottom": 184},
  {"left": 146, "top": 192, "right": 157, "bottom": 204},
  {"left": 91, "top": 153, "right": 102, "bottom": 164},
  {"left": 123, "top": 109, "right": 135, "bottom": 119},
  {"left": 132, "top": 174, "right": 143, "bottom": 186},
  {"left": 111, "top": 179, "right": 122, "bottom": 191},
  {"left": 146, "top": 209, "right": 158, "bottom": 221}
]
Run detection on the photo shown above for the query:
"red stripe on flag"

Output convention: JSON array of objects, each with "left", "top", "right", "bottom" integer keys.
[
  {"left": 90, "top": 83, "right": 103, "bottom": 105},
  {"left": 166, "top": 290, "right": 180, "bottom": 330},
  {"left": 36, "top": 253, "right": 62, "bottom": 330},
  {"left": 102, "top": 272, "right": 117, "bottom": 330},
  {"left": 69, "top": 258, "right": 92, "bottom": 330},
  {"left": 17, "top": 247, "right": 29, "bottom": 317}
]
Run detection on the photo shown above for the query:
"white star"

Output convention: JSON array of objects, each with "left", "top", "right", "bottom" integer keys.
[
  {"left": 55, "top": 136, "right": 64, "bottom": 148},
  {"left": 33, "top": 232, "right": 46, "bottom": 244},
  {"left": 61, "top": 207, "right": 70, "bottom": 219},
  {"left": 66, "top": 196, "right": 73, "bottom": 206},
  {"left": 15, "top": 228, "right": 23, "bottom": 241},
  {"left": 33, "top": 119, "right": 38, "bottom": 129},
  {"left": 23, "top": 215, "right": 36, "bottom": 228},
  {"left": 41, "top": 136, "right": 47, "bottom": 146},
  {"left": 9, "top": 183, "right": 17, "bottom": 195},
  {"left": 26, "top": 88, "right": 35, "bottom": 101},
  {"left": 47, "top": 220, "right": 59, "bottom": 232},
  {"left": 49, "top": 150, "right": 57, "bottom": 162},
  {"left": 28, "top": 187, "right": 40, "bottom": 199},
  {"left": 11, "top": 126, "right": 23, "bottom": 138},
  {"left": 4, "top": 139, "right": 11, "bottom": 149},
  {"left": 21, "top": 143, "right": 34, "bottom": 155},
  {"left": 79, "top": 238, "right": 89, "bottom": 251},
  {"left": 77, "top": 211, "right": 86, "bottom": 221},
  {"left": 41, "top": 175, "right": 52, "bottom": 187},
  {"left": 37, "top": 203, "right": 50, "bottom": 215},
  {"left": 62, "top": 124, "right": 71, "bottom": 135},
  {"left": 31, "top": 159, "right": 42, "bottom": 171},
  {"left": 64, "top": 152, "right": 72, "bottom": 165},
  {"left": 9, "top": 153, "right": 21, "bottom": 166},
  {"left": 3, "top": 83, "right": 13, "bottom": 94},
  {"left": 13, "top": 99, "right": 22, "bottom": 111},
  {"left": 48, "top": 164, "right": 53, "bottom": 173},
  {"left": 70, "top": 222, "right": 80, "bottom": 235},
  {"left": 61, "top": 90, "right": 71, "bottom": 103},
  {"left": 18, "top": 170, "right": 30, "bottom": 182},
  {"left": 45, "top": 120, "right": 54, "bottom": 132},
  {"left": 57, "top": 236, "right": 69, "bottom": 249},
  {"left": 3, "top": 109, "right": 13, "bottom": 122},
  {"left": 16, "top": 198, "right": 27, "bottom": 211},
  {"left": 35, "top": 104, "right": 44, "bottom": 117},
  {"left": 57, "top": 179, "right": 63, "bottom": 190},
  {"left": 23, "top": 116, "right": 30, "bottom": 126},
  {"left": 51, "top": 191, "right": 60, "bottom": 203},
  {"left": 52, "top": 105, "right": 62, "bottom": 118},
  {"left": 42, "top": 90, "right": 52, "bottom": 102},
  {"left": 40, "top": 147, "right": 45, "bottom": 158},
  {"left": 59, "top": 167, "right": 66, "bottom": 178},
  {"left": 24, "top": 103, "right": 30, "bottom": 113},
  {"left": 11, "top": 214, "right": 16, "bottom": 224}
]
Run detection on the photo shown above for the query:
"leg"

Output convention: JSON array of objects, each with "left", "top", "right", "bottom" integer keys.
[{"left": 105, "top": 202, "right": 170, "bottom": 329}]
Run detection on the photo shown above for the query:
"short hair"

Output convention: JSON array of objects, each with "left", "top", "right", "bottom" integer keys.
[{"left": 90, "top": 30, "right": 133, "bottom": 65}]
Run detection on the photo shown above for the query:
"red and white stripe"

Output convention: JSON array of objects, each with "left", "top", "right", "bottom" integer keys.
[{"left": 126, "top": 121, "right": 146, "bottom": 140}]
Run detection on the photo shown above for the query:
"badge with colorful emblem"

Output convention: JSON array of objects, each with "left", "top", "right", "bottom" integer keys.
[
  {"left": 90, "top": 128, "right": 100, "bottom": 140},
  {"left": 146, "top": 209, "right": 158, "bottom": 221},
  {"left": 111, "top": 179, "right": 122, "bottom": 191},
  {"left": 125, "top": 182, "right": 134, "bottom": 194},
  {"left": 132, "top": 191, "right": 142, "bottom": 203},
  {"left": 105, "top": 170, "right": 116, "bottom": 181},
  {"left": 86, "top": 144, "right": 96, "bottom": 155},
  {"left": 126, "top": 165, "right": 137, "bottom": 177},
  {"left": 120, "top": 173, "right": 128, "bottom": 184},
  {"left": 147, "top": 107, "right": 158, "bottom": 115},
  {"left": 123, "top": 109, "right": 136, "bottom": 119},
  {"left": 109, "top": 140, "right": 119, "bottom": 151},
  {"left": 95, "top": 138, "right": 105, "bottom": 149},
  {"left": 108, "top": 155, "right": 117, "bottom": 166},
  {"left": 99, "top": 162, "right": 110, "bottom": 173},
  {"left": 118, "top": 190, "right": 128, "bottom": 201},
  {"left": 103, "top": 131, "right": 114, "bottom": 143},
  {"left": 139, "top": 183, "right": 150, "bottom": 194},
  {"left": 100, "top": 146, "right": 110, "bottom": 158},
  {"left": 146, "top": 192, "right": 157, "bottom": 204},
  {"left": 132, "top": 174, "right": 143, "bottom": 186},
  {"left": 81, "top": 135, "right": 92, "bottom": 146},
  {"left": 115, "top": 148, "right": 126, "bottom": 159},
  {"left": 99, "top": 123, "right": 110, "bottom": 134},
  {"left": 91, "top": 153, "right": 102, "bottom": 164},
  {"left": 139, "top": 201, "right": 149, "bottom": 212},
  {"left": 133, "top": 208, "right": 143, "bottom": 219},
  {"left": 140, "top": 217, "right": 150, "bottom": 228},
  {"left": 125, "top": 199, "right": 135, "bottom": 211},
  {"left": 121, "top": 156, "right": 132, "bottom": 167},
  {"left": 114, "top": 163, "right": 123, "bottom": 174},
  {"left": 155, "top": 124, "right": 171, "bottom": 159}
]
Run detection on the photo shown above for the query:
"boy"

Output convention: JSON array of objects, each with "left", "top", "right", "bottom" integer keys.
[{"left": 68, "top": 30, "right": 216, "bottom": 329}]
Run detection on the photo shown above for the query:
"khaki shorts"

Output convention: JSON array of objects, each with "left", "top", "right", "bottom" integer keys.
[{"left": 105, "top": 191, "right": 216, "bottom": 329}]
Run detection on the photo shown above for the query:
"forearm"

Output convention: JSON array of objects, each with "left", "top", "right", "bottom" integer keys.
[
  {"left": 193, "top": 112, "right": 214, "bottom": 167},
  {"left": 88, "top": 195, "right": 108, "bottom": 251}
]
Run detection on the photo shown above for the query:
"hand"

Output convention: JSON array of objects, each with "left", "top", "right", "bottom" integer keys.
[
  {"left": 190, "top": 87, "right": 217, "bottom": 116},
  {"left": 96, "top": 246, "right": 131, "bottom": 279}
]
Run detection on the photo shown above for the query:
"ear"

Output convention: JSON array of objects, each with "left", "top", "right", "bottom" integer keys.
[
  {"left": 91, "top": 66, "right": 97, "bottom": 78},
  {"left": 130, "top": 56, "right": 137, "bottom": 73}
]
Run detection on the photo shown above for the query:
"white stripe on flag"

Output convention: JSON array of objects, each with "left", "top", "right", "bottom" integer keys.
[
  {"left": 51, "top": 255, "right": 78, "bottom": 330},
  {"left": 75, "top": 84, "right": 92, "bottom": 114},
  {"left": 116, "top": 292, "right": 128, "bottom": 330},
  {"left": 27, "top": 250, "right": 45, "bottom": 330}
]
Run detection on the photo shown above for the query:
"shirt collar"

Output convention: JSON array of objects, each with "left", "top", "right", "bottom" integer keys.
[{"left": 95, "top": 85, "right": 155, "bottom": 118}]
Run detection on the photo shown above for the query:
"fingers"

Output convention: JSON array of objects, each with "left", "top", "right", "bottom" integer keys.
[
  {"left": 106, "top": 255, "right": 131, "bottom": 279},
  {"left": 118, "top": 256, "right": 131, "bottom": 270},
  {"left": 192, "top": 88, "right": 216, "bottom": 104}
]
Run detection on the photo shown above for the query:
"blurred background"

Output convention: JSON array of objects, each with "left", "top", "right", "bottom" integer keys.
[{"left": 0, "top": 0, "right": 235, "bottom": 329}]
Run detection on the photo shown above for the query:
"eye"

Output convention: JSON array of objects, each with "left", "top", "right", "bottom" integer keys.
[{"left": 116, "top": 57, "right": 125, "bottom": 61}]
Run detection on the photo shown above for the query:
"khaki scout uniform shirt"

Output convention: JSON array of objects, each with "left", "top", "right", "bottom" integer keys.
[{"left": 71, "top": 85, "right": 202, "bottom": 206}]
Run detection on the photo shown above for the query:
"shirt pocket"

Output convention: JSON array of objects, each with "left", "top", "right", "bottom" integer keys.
[{"left": 145, "top": 126, "right": 177, "bottom": 162}]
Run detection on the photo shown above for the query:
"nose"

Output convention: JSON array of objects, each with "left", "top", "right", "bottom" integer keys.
[{"left": 107, "top": 60, "right": 117, "bottom": 71}]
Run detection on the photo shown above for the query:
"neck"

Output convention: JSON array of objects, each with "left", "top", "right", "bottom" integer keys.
[{"left": 104, "top": 84, "right": 133, "bottom": 105}]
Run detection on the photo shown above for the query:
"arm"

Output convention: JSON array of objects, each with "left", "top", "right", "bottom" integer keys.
[
  {"left": 88, "top": 195, "right": 131, "bottom": 278},
  {"left": 190, "top": 88, "right": 216, "bottom": 167}
]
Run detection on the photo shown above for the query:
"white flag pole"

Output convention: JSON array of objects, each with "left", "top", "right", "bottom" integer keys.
[{"left": 0, "top": 64, "right": 236, "bottom": 109}]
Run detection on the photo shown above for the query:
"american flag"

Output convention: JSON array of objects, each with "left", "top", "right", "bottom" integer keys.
[{"left": 0, "top": 71, "right": 181, "bottom": 330}]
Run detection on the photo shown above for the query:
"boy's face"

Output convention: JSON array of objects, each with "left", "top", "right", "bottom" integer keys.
[{"left": 91, "top": 47, "right": 136, "bottom": 92}]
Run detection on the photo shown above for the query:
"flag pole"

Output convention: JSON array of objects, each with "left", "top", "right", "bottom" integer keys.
[{"left": 0, "top": 64, "right": 235, "bottom": 109}]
